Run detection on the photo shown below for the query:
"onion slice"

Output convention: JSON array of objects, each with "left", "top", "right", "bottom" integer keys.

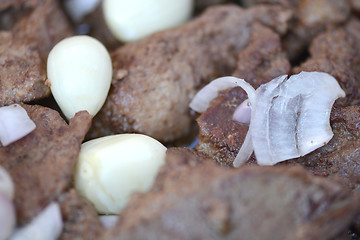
[
  {"left": 10, "top": 202, "right": 63, "bottom": 240},
  {"left": 251, "top": 72, "right": 345, "bottom": 166},
  {"left": 0, "top": 104, "right": 36, "bottom": 147},
  {"left": 0, "top": 165, "right": 14, "bottom": 200},
  {"left": 189, "top": 76, "right": 256, "bottom": 113}
]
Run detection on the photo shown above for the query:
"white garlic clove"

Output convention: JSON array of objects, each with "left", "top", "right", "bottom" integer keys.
[
  {"left": 99, "top": 215, "right": 119, "bottom": 229},
  {"left": 103, "top": 0, "right": 194, "bottom": 42},
  {"left": 47, "top": 35, "right": 112, "bottom": 120},
  {"left": 64, "top": 0, "right": 101, "bottom": 22},
  {"left": 74, "top": 134, "right": 167, "bottom": 214}
]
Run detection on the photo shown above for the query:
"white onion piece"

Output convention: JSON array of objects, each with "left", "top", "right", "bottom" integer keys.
[
  {"left": 0, "top": 104, "right": 36, "bottom": 147},
  {"left": 10, "top": 202, "right": 63, "bottom": 240},
  {"left": 251, "top": 72, "right": 345, "bottom": 166},
  {"left": 0, "top": 193, "right": 16, "bottom": 240},
  {"left": 64, "top": 0, "right": 100, "bottom": 22},
  {"left": 0, "top": 165, "right": 14, "bottom": 200},
  {"left": 99, "top": 215, "right": 119, "bottom": 229},
  {"left": 189, "top": 76, "right": 256, "bottom": 113},
  {"left": 232, "top": 99, "right": 251, "bottom": 124}
]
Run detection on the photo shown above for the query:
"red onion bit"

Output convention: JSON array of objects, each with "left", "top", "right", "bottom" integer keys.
[
  {"left": 232, "top": 99, "right": 251, "bottom": 124},
  {"left": 0, "top": 104, "right": 36, "bottom": 147}
]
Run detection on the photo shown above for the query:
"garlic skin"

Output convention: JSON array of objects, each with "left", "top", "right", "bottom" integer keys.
[
  {"left": 74, "top": 134, "right": 167, "bottom": 214},
  {"left": 103, "top": 0, "right": 194, "bottom": 42},
  {"left": 47, "top": 36, "right": 112, "bottom": 120}
]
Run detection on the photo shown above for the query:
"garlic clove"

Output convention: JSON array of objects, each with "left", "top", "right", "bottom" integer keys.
[
  {"left": 74, "top": 134, "right": 167, "bottom": 214},
  {"left": 47, "top": 35, "right": 112, "bottom": 120},
  {"left": 103, "top": 0, "right": 194, "bottom": 42},
  {"left": 64, "top": 0, "right": 101, "bottom": 22}
]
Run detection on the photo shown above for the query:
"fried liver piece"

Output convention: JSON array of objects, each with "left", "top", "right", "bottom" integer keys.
[
  {"left": 0, "top": 104, "right": 92, "bottom": 224},
  {"left": 294, "top": 18, "right": 360, "bottom": 105},
  {"left": 196, "top": 23, "right": 290, "bottom": 166},
  {"left": 283, "top": 105, "right": 360, "bottom": 191},
  {"left": 102, "top": 151, "right": 359, "bottom": 240},
  {"left": 232, "top": 22, "right": 291, "bottom": 88},
  {"left": 0, "top": 32, "right": 49, "bottom": 106},
  {"left": 241, "top": 0, "right": 351, "bottom": 61},
  {"left": 89, "top": 4, "right": 291, "bottom": 142},
  {"left": 0, "top": 0, "right": 73, "bottom": 106},
  {"left": 59, "top": 189, "right": 104, "bottom": 240}
]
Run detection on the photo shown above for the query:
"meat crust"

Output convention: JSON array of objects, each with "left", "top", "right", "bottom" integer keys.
[
  {"left": 90, "top": 4, "right": 291, "bottom": 142},
  {"left": 0, "top": 104, "right": 92, "bottom": 224},
  {"left": 102, "top": 149, "right": 359, "bottom": 240}
]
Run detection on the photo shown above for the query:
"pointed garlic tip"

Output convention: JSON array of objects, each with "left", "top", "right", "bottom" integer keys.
[
  {"left": 74, "top": 134, "right": 167, "bottom": 214},
  {"left": 103, "top": 0, "right": 194, "bottom": 42},
  {"left": 252, "top": 71, "right": 345, "bottom": 166},
  {"left": 47, "top": 35, "right": 112, "bottom": 120}
]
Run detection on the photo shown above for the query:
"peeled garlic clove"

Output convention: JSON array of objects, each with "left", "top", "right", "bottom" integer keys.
[
  {"left": 47, "top": 35, "right": 112, "bottom": 120},
  {"left": 103, "top": 0, "right": 194, "bottom": 42},
  {"left": 64, "top": 0, "right": 100, "bottom": 22},
  {"left": 74, "top": 134, "right": 167, "bottom": 214}
]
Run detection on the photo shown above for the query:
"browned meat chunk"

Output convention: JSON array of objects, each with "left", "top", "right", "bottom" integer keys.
[
  {"left": 232, "top": 22, "right": 291, "bottom": 88},
  {"left": 241, "top": 0, "right": 351, "bottom": 61},
  {"left": 90, "top": 4, "right": 291, "bottom": 142},
  {"left": 294, "top": 18, "right": 360, "bottom": 105},
  {"left": 12, "top": 0, "right": 73, "bottom": 60},
  {"left": 197, "top": 23, "right": 289, "bottom": 166},
  {"left": 59, "top": 189, "right": 104, "bottom": 240},
  {"left": 0, "top": 0, "right": 73, "bottom": 106},
  {"left": 0, "top": 32, "right": 49, "bottom": 106},
  {"left": 283, "top": 105, "right": 360, "bottom": 191},
  {"left": 102, "top": 152, "right": 359, "bottom": 240},
  {"left": 0, "top": 104, "right": 92, "bottom": 224}
]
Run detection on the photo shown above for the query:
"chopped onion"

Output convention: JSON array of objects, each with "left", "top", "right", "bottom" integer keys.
[
  {"left": 190, "top": 72, "right": 345, "bottom": 167},
  {"left": 0, "top": 104, "right": 36, "bottom": 147},
  {"left": 251, "top": 72, "right": 345, "bottom": 166},
  {"left": 0, "top": 165, "right": 14, "bottom": 200},
  {"left": 10, "top": 202, "right": 63, "bottom": 240},
  {"left": 99, "top": 215, "right": 119, "bottom": 229},
  {"left": 0, "top": 193, "right": 16, "bottom": 240},
  {"left": 232, "top": 99, "right": 251, "bottom": 124},
  {"left": 64, "top": 0, "right": 100, "bottom": 22},
  {"left": 189, "top": 76, "right": 256, "bottom": 113}
]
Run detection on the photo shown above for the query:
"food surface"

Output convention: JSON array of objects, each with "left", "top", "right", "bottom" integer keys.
[{"left": 1, "top": 0, "right": 360, "bottom": 239}]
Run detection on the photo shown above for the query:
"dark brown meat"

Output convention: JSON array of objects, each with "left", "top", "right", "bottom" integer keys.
[
  {"left": 0, "top": 0, "right": 73, "bottom": 106},
  {"left": 241, "top": 0, "right": 351, "bottom": 61},
  {"left": 89, "top": 4, "right": 291, "bottom": 142},
  {"left": 79, "top": 3, "right": 121, "bottom": 51},
  {"left": 102, "top": 155, "right": 359, "bottom": 240},
  {"left": 0, "top": 104, "right": 92, "bottom": 224},
  {"left": 12, "top": 0, "right": 73, "bottom": 60},
  {"left": 197, "top": 23, "right": 289, "bottom": 166},
  {"left": 294, "top": 18, "right": 360, "bottom": 105},
  {"left": 232, "top": 22, "right": 291, "bottom": 88},
  {"left": 0, "top": 32, "right": 49, "bottom": 106},
  {"left": 283, "top": 105, "right": 360, "bottom": 191},
  {"left": 59, "top": 189, "right": 104, "bottom": 240}
]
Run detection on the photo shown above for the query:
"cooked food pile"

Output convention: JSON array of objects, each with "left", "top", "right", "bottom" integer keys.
[{"left": 0, "top": 0, "right": 360, "bottom": 239}]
